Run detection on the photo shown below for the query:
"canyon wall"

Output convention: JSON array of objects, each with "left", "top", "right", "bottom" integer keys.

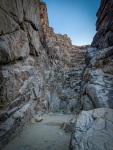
[
  {"left": 92, "top": 0, "right": 113, "bottom": 49},
  {"left": 0, "top": 0, "right": 88, "bottom": 148},
  {"left": 69, "top": 0, "right": 113, "bottom": 149},
  {"left": 0, "top": 0, "right": 42, "bottom": 148},
  {"left": 1, "top": 0, "right": 113, "bottom": 150},
  {"left": 80, "top": 0, "right": 113, "bottom": 110}
]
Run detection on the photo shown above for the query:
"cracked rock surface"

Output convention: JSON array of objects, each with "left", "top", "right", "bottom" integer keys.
[{"left": 69, "top": 108, "right": 113, "bottom": 150}]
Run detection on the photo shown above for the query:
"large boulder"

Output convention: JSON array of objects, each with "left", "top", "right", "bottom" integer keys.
[{"left": 69, "top": 108, "right": 113, "bottom": 150}]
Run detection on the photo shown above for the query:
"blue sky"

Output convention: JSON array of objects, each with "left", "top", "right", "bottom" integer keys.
[{"left": 43, "top": 0, "right": 101, "bottom": 46}]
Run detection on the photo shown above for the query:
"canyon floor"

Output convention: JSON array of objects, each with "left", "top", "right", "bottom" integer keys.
[{"left": 2, "top": 114, "right": 74, "bottom": 150}]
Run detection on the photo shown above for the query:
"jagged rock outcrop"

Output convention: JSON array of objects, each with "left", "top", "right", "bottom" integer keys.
[
  {"left": 69, "top": 108, "right": 113, "bottom": 150},
  {"left": 80, "top": 0, "right": 113, "bottom": 110}
]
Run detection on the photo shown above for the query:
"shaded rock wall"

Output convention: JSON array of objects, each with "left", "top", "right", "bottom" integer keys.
[
  {"left": 69, "top": 1, "right": 113, "bottom": 149},
  {"left": 0, "top": 0, "right": 42, "bottom": 148},
  {"left": 39, "top": 2, "right": 89, "bottom": 114},
  {"left": 92, "top": 0, "right": 113, "bottom": 49},
  {"left": 0, "top": 0, "right": 88, "bottom": 148},
  {"left": 80, "top": 0, "right": 113, "bottom": 110}
]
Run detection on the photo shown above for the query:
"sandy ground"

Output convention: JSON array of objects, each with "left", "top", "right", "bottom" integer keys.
[{"left": 2, "top": 114, "right": 74, "bottom": 150}]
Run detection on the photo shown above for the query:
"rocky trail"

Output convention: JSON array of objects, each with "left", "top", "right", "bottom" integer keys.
[{"left": 2, "top": 114, "right": 74, "bottom": 150}]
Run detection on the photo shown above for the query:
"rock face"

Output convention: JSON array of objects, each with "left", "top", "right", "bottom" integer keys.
[
  {"left": 69, "top": 108, "right": 113, "bottom": 150},
  {"left": 0, "top": 0, "right": 41, "bottom": 148},
  {"left": 92, "top": 0, "right": 113, "bottom": 49},
  {"left": 1, "top": 0, "right": 113, "bottom": 149},
  {"left": 40, "top": 2, "right": 49, "bottom": 27},
  {"left": 41, "top": 26, "right": 88, "bottom": 113},
  {"left": 0, "top": 0, "right": 88, "bottom": 148},
  {"left": 80, "top": 0, "right": 113, "bottom": 110},
  {"left": 70, "top": 1, "right": 113, "bottom": 150},
  {"left": 38, "top": 3, "right": 88, "bottom": 113}
]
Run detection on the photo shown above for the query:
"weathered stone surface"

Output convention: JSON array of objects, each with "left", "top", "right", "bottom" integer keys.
[
  {"left": 0, "top": 8, "right": 19, "bottom": 34},
  {"left": 0, "top": 0, "right": 41, "bottom": 147},
  {"left": 91, "top": 0, "right": 113, "bottom": 49},
  {"left": 61, "top": 116, "right": 77, "bottom": 132},
  {"left": 0, "top": 59, "right": 38, "bottom": 107},
  {"left": 39, "top": 12, "right": 88, "bottom": 113},
  {"left": 40, "top": 2, "right": 49, "bottom": 27},
  {"left": 23, "top": 0, "right": 40, "bottom": 30},
  {"left": 0, "top": 0, "right": 23, "bottom": 23},
  {"left": 80, "top": 0, "right": 113, "bottom": 111},
  {"left": 69, "top": 108, "right": 113, "bottom": 150},
  {"left": 0, "top": 0, "right": 40, "bottom": 30},
  {"left": 25, "top": 23, "right": 41, "bottom": 55},
  {"left": 0, "top": 101, "right": 37, "bottom": 149},
  {"left": 0, "top": 30, "right": 29, "bottom": 63},
  {"left": 80, "top": 46, "right": 113, "bottom": 110}
]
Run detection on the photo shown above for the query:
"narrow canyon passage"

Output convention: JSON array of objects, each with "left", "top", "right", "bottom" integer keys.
[{"left": 0, "top": 0, "right": 113, "bottom": 150}]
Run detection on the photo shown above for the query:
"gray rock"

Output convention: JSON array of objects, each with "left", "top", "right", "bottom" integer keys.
[
  {"left": 34, "top": 115, "right": 43, "bottom": 122},
  {"left": 23, "top": 0, "right": 40, "bottom": 30},
  {"left": 91, "top": 0, "right": 113, "bottom": 49},
  {"left": 0, "top": 8, "right": 19, "bottom": 34},
  {"left": 0, "top": 101, "right": 37, "bottom": 149},
  {"left": 86, "top": 83, "right": 109, "bottom": 108},
  {"left": 0, "top": 0, "right": 23, "bottom": 23},
  {"left": 69, "top": 108, "right": 113, "bottom": 150},
  {"left": 82, "top": 95, "right": 95, "bottom": 111},
  {"left": 61, "top": 116, "right": 77, "bottom": 132},
  {"left": 0, "top": 61, "right": 37, "bottom": 105},
  {"left": 0, "top": 0, "right": 40, "bottom": 30},
  {"left": 81, "top": 46, "right": 113, "bottom": 110},
  {"left": 81, "top": 0, "right": 113, "bottom": 111},
  {"left": 25, "top": 23, "right": 41, "bottom": 55},
  {"left": 0, "top": 30, "right": 30, "bottom": 63}
]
